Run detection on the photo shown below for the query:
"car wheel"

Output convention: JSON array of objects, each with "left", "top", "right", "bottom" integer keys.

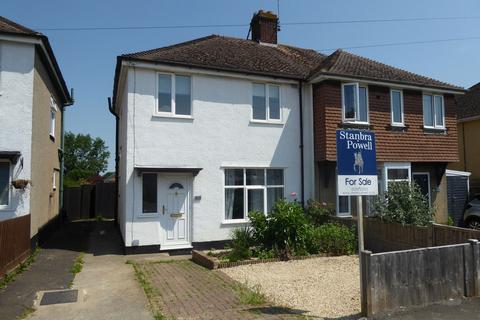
[{"left": 466, "top": 217, "right": 480, "bottom": 230}]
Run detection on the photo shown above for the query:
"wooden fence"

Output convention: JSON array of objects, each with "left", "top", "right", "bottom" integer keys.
[
  {"left": 64, "top": 182, "right": 115, "bottom": 221},
  {"left": 0, "top": 214, "right": 31, "bottom": 277},
  {"left": 361, "top": 240, "right": 480, "bottom": 316},
  {"left": 331, "top": 216, "right": 480, "bottom": 252}
]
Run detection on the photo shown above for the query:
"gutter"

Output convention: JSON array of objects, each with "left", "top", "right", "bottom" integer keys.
[
  {"left": 108, "top": 97, "right": 119, "bottom": 223},
  {"left": 298, "top": 81, "right": 305, "bottom": 205}
]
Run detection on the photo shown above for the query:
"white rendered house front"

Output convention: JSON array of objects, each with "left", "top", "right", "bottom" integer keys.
[{"left": 114, "top": 62, "right": 315, "bottom": 251}]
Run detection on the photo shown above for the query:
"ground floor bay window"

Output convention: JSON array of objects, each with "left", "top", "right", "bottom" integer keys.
[{"left": 224, "top": 168, "right": 284, "bottom": 222}]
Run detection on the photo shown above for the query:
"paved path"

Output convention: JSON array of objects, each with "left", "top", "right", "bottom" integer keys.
[
  {"left": 0, "top": 221, "right": 91, "bottom": 320},
  {"left": 27, "top": 221, "right": 152, "bottom": 320},
  {"left": 138, "top": 260, "right": 309, "bottom": 319}
]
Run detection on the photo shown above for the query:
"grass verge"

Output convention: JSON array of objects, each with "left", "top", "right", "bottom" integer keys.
[
  {"left": 0, "top": 248, "right": 40, "bottom": 290},
  {"left": 233, "top": 282, "right": 267, "bottom": 305},
  {"left": 68, "top": 252, "right": 85, "bottom": 288},
  {"left": 127, "top": 260, "right": 169, "bottom": 320}
]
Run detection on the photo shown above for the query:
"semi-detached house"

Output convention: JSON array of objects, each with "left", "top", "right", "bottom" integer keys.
[{"left": 111, "top": 11, "right": 464, "bottom": 252}]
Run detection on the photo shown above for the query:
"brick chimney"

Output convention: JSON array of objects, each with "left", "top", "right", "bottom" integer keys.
[{"left": 250, "top": 10, "right": 279, "bottom": 44}]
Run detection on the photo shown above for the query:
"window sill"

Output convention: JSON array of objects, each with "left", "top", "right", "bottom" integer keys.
[
  {"left": 249, "top": 119, "right": 284, "bottom": 126},
  {"left": 387, "top": 124, "right": 408, "bottom": 132},
  {"left": 340, "top": 122, "right": 372, "bottom": 130},
  {"left": 221, "top": 219, "right": 250, "bottom": 225},
  {"left": 423, "top": 127, "right": 447, "bottom": 134},
  {"left": 152, "top": 114, "right": 194, "bottom": 120}
]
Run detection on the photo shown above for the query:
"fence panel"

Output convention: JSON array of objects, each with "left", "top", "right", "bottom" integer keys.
[
  {"left": 363, "top": 243, "right": 473, "bottom": 316},
  {"left": 433, "top": 224, "right": 480, "bottom": 246},
  {"left": 0, "top": 214, "right": 31, "bottom": 277},
  {"left": 64, "top": 182, "right": 116, "bottom": 221}
]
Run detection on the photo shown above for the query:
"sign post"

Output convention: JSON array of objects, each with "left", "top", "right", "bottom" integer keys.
[{"left": 336, "top": 129, "right": 377, "bottom": 315}]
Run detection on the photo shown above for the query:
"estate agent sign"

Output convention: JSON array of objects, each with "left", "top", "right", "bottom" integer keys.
[{"left": 336, "top": 129, "right": 378, "bottom": 196}]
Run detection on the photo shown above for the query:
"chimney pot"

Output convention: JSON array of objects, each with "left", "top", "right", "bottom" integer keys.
[{"left": 250, "top": 10, "right": 279, "bottom": 44}]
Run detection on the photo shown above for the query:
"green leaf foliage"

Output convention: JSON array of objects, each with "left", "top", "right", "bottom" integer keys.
[
  {"left": 305, "top": 223, "right": 356, "bottom": 255},
  {"left": 372, "top": 181, "right": 435, "bottom": 226},
  {"left": 305, "top": 200, "right": 335, "bottom": 226},
  {"left": 64, "top": 131, "right": 110, "bottom": 186}
]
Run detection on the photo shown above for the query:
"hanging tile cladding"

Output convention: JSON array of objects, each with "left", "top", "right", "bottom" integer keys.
[{"left": 313, "top": 80, "right": 459, "bottom": 163}]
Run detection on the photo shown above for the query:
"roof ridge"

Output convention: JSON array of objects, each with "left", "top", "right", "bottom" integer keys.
[{"left": 0, "top": 16, "right": 41, "bottom": 35}]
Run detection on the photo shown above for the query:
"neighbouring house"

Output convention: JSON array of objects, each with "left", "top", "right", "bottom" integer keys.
[
  {"left": 449, "top": 83, "right": 480, "bottom": 195},
  {"left": 111, "top": 10, "right": 464, "bottom": 252},
  {"left": 0, "top": 17, "right": 72, "bottom": 275}
]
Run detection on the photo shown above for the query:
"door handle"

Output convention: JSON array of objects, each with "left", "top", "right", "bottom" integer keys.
[{"left": 162, "top": 205, "right": 165, "bottom": 215}]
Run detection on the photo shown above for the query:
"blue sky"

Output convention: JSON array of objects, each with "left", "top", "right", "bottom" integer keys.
[{"left": 3, "top": 0, "right": 480, "bottom": 171}]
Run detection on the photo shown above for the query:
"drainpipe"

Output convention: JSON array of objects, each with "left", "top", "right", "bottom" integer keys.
[
  {"left": 298, "top": 81, "right": 305, "bottom": 205},
  {"left": 60, "top": 89, "right": 74, "bottom": 216},
  {"left": 108, "top": 97, "right": 119, "bottom": 223}
]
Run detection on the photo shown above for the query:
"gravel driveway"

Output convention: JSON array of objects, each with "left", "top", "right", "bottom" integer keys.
[{"left": 221, "top": 256, "right": 360, "bottom": 319}]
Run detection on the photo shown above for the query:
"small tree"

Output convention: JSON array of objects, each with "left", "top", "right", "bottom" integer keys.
[
  {"left": 372, "top": 181, "right": 434, "bottom": 226},
  {"left": 64, "top": 132, "right": 110, "bottom": 187}
]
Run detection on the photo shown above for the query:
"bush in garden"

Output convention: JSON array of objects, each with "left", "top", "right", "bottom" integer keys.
[
  {"left": 227, "top": 227, "right": 253, "bottom": 262},
  {"left": 249, "top": 199, "right": 310, "bottom": 259},
  {"left": 309, "top": 223, "right": 356, "bottom": 255},
  {"left": 305, "top": 200, "right": 335, "bottom": 225},
  {"left": 372, "top": 181, "right": 434, "bottom": 226}
]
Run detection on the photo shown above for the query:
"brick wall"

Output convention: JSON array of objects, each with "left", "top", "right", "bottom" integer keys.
[{"left": 313, "top": 80, "right": 459, "bottom": 162}]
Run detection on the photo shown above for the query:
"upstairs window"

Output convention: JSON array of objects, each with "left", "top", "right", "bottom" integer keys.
[
  {"left": 157, "top": 73, "right": 192, "bottom": 117},
  {"left": 390, "top": 90, "right": 404, "bottom": 126},
  {"left": 0, "top": 161, "right": 10, "bottom": 208},
  {"left": 50, "top": 97, "right": 57, "bottom": 138},
  {"left": 423, "top": 94, "right": 444, "bottom": 129},
  {"left": 342, "top": 83, "right": 368, "bottom": 123},
  {"left": 252, "top": 83, "right": 281, "bottom": 121}
]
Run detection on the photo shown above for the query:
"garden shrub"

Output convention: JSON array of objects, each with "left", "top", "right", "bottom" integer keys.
[
  {"left": 227, "top": 227, "right": 253, "bottom": 262},
  {"left": 249, "top": 199, "right": 310, "bottom": 259},
  {"left": 372, "top": 181, "right": 434, "bottom": 226},
  {"left": 310, "top": 223, "right": 356, "bottom": 255},
  {"left": 305, "top": 200, "right": 335, "bottom": 225}
]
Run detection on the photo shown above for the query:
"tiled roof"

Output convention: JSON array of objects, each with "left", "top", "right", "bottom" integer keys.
[
  {"left": 309, "top": 49, "right": 463, "bottom": 91},
  {"left": 0, "top": 16, "right": 40, "bottom": 36},
  {"left": 121, "top": 35, "right": 326, "bottom": 79},
  {"left": 119, "top": 34, "right": 463, "bottom": 92},
  {"left": 456, "top": 82, "right": 480, "bottom": 120}
]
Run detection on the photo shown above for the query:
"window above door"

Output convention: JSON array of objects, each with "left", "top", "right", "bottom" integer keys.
[
  {"left": 342, "top": 83, "right": 369, "bottom": 124},
  {"left": 251, "top": 83, "right": 282, "bottom": 123},
  {"left": 156, "top": 73, "right": 192, "bottom": 118}
]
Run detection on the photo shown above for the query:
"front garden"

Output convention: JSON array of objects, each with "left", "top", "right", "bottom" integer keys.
[{"left": 206, "top": 199, "right": 357, "bottom": 265}]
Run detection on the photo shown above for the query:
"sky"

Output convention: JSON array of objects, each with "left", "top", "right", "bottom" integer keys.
[{"left": 3, "top": 0, "right": 480, "bottom": 172}]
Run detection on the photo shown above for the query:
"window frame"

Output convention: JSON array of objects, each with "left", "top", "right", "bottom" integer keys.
[
  {"left": 0, "top": 159, "right": 11, "bottom": 210},
  {"left": 155, "top": 72, "right": 193, "bottom": 119},
  {"left": 223, "top": 167, "right": 285, "bottom": 223},
  {"left": 412, "top": 172, "right": 431, "bottom": 206},
  {"left": 251, "top": 83, "right": 282, "bottom": 123},
  {"left": 422, "top": 93, "right": 445, "bottom": 130},
  {"left": 141, "top": 172, "right": 159, "bottom": 216},
  {"left": 52, "top": 170, "right": 57, "bottom": 191},
  {"left": 383, "top": 162, "right": 411, "bottom": 192},
  {"left": 341, "top": 82, "right": 369, "bottom": 124},
  {"left": 390, "top": 89, "right": 405, "bottom": 127},
  {"left": 49, "top": 97, "right": 57, "bottom": 139}
]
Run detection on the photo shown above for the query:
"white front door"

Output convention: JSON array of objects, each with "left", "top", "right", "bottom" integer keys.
[{"left": 159, "top": 175, "right": 191, "bottom": 250}]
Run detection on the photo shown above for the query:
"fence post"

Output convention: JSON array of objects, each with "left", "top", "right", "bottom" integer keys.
[
  {"left": 469, "top": 239, "right": 479, "bottom": 296},
  {"left": 361, "top": 250, "right": 372, "bottom": 317}
]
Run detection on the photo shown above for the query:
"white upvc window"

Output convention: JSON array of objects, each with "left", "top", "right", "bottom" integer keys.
[
  {"left": 390, "top": 89, "right": 404, "bottom": 126},
  {"left": 423, "top": 93, "right": 445, "bottom": 129},
  {"left": 156, "top": 73, "right": 192, "bottom": 117},
  {"left": 337, "top": 195, "right": 351, "bottom": 216},
  {"left": 342, "top": 83, "right": 369, "bottom": 124},
  {"left": 252, "top": 83, "right": 281, "bottom": 122},
  {"left": 383, "top": 162, "right": 411, "bottom": 191},
  {"left": 50, "top": 97, "right": 57, "bottom": 138},
  {"left": 0, "top": 160, "right": 11, "bottom": 209},
  {"left": 224, "top": 168, "right": 284, "bottom": 222}
]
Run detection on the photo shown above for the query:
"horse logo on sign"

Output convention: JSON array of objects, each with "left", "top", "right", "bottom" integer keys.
[{"left": 354, "top": 151, "right": 364, "bottom": 174}]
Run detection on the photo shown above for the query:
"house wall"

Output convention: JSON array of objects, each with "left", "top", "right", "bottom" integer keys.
[
  {"left": 313, "top": 80, "right": 458, "bottom": 162},
  {"left": 30, "top": 52, "right": 62, "bottom": 238},
  {"left": 119, "top": 65, "right": 310, "bottom": 246},
  {"left": 0, "top": 40, "right": 34, "bottom": 221},
  {"left": 449, "top": 120, "right": 480, "bottom": 195}
]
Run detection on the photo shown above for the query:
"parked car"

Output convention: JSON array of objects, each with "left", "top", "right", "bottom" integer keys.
[{"left": 463, "top": 197, "right": 480, "bottom": 229}]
